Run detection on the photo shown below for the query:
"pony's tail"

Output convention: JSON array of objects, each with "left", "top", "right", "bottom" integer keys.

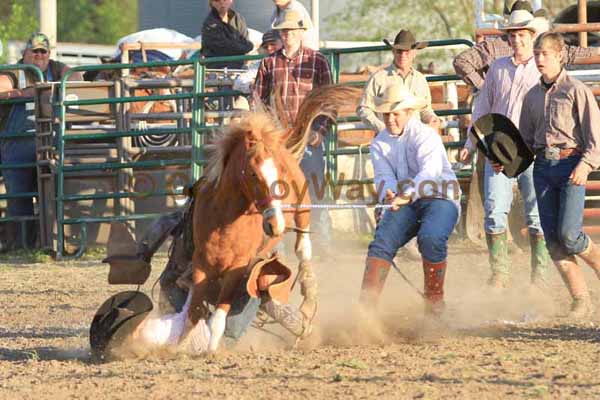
[{"left": 286, "top": 85, "right": 363, "bottom": 160}]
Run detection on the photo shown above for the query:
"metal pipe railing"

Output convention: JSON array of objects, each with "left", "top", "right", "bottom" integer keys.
[{"left": 0, "top": 64, "right": 44, "bottom": 249}]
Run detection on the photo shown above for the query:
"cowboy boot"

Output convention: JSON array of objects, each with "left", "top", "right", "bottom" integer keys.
[
  {"left": 359, "top": 256, "right": 391, "bottom": 308},
  {"left": 423, "top": 258, "right": 447, "bottom": 316},
  {"left": 554, "top": 256, "right": 594, "bottom": 319},
  {"left": 298, "top": 261, "right": 318, "bottom": 321},
  {"left": 578, "top": 239, "right": 600, "bottom": 279},
  {"left": 529, "top": 233, "right": 551, "bottom": 287},
  {"left": 260, "top": 300, "right": 312, "bottom": 339},
  {"left": 486, "top": 232, "right": 509, "bottom": 289},
  {"left": 137, "top": 210, "right": 185, "bottom": 261}
]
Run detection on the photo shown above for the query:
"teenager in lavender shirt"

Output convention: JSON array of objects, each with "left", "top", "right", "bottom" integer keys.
[
  {"left": 359, "top": 84, "right": 460, "bottom": 318},
  {"left": 459, "top": 9, "right": 551, "bottom": 290}
]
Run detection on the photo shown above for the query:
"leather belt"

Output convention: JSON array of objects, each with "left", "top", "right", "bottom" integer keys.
[{"left": 536, "top": 147, "right": 582, "bottom": 160}]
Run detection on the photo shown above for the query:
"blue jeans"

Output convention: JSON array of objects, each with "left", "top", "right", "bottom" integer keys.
[
  {"left": 368, "top": 198, "right": 458, "bottom": 263},
  {"left": 533, "top": 154, "right": 588, "bottom": 261},
  {"left": 300, "top": 143, "right": 331, "bottom": 243},
  {"left": 484, "top": 160, "right": 542, "bottom": 235},
  {"left": 223, "top": 285, "right": 261, "bottom": 340},
  {"left": 1, "top": 104, "right": 37, "bottom": 217}
]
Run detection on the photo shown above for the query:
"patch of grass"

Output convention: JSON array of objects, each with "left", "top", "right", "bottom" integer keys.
[
  {"left": 338, "top": 358, "right": 368, "bottom": 370},
  {"left": 78, "top": 246, "right": 107, "bottom": 261},
  {"left": 0, "top": 249, "right": 53, "bottom": 264},
  {"left": 24, "top": 350, "right": 39, "bottom": 361},
  {"left": 528, "top": 385, "right": 549, "bottom": 397}
]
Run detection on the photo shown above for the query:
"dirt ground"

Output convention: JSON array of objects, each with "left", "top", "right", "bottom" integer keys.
[{"left": 1, "top": 238, "right": 600, "bottom": 399}]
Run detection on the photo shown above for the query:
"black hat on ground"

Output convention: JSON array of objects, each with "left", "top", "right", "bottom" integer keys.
[
  {"left": 470, "top": 113, "right": 534, "bottom": 178},
  {"left": 89, "top": 291, "right": 153, "bottom": 361}
]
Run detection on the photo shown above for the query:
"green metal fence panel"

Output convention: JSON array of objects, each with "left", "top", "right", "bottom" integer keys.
[
  {"left": 49, "top": 42, "right": 476, "bottom": 258},
  {"left": 0, "top": 64, "right": 44, "bottom": 249}
]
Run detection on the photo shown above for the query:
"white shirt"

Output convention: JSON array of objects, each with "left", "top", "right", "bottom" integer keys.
[
  {"left": 271, "top": 1, "right": 319, "bottom": 51},
  {"left": 370, "top": 118, "right": 461, "bottom": 212}
]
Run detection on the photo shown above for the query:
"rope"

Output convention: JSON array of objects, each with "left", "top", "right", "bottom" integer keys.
[
  {"left": 390, "top": 259, "right": 425, "bottom": 299},
  {"left": 281, "top": 204, "right": 393, "bottom": 210}
]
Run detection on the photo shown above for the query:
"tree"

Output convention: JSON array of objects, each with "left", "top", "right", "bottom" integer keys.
[
  {"left": 0, "top": 0, "right": 138, "bottom": 62},
  {"left": 0, "top": 1, "right": 38, "bottom": 63},
  {"left": 58, "top": 0, "right": 138, "bottom": 45}
]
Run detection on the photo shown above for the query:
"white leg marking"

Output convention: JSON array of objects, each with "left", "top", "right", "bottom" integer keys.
[
  {"left": 207, "top": 308, "right": 227, "bottom": 352},
  {"left": 261, "top": 158, "right": 285, "bottom": 235},
  {"left": 295, "top": 231, "right": 312, "bottom": 262}
]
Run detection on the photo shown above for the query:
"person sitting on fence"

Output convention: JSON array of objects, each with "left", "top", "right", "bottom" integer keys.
[
  {"left": 359, "top": 83, "right": 460, "bottom": 319},
  {"left": 519, "top": 32, "right": 600, "bottom": 319},
  {"left": 259, "top": 30, "right": 283, "bottom": 55},
  {"left": 453, "top": 0, "right": 599, "bottom": 90},
  {"left": 0, "top": 33, "right": 81, "bottom": 250},
  {"left": 201, "top": 0, "right": 254, "bottom": 69},
  {"left": 253, "top": 9, "right": 333, "bottom": 255},
  {"left": 271, "top": 0, "right": 318, "bottom": 51}
]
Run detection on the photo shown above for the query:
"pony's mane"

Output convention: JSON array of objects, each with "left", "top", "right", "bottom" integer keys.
[{"left": 204, "top": 111, "right": 286, "bottom": 189}]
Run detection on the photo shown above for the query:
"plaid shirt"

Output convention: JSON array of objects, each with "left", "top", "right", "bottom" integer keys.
[
  {"left": 453, "top": 36, "right": 597, "bottom": 89},
  {"left": 253, "top": 46, "right": 332, "bottom": 136}
]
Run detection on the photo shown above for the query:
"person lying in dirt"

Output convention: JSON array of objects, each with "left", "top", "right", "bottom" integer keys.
[{"left": 102, "top": 196, "right": 312, "bottom": 351}]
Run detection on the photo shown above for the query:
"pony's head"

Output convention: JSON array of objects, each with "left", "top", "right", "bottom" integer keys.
[{"left": 206, "top": 112, "right": 291, "bottom": 237}]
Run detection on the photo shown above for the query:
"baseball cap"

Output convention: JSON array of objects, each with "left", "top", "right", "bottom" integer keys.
[{"left": 26, "top": 32, "right": 50, "bottom": 51}]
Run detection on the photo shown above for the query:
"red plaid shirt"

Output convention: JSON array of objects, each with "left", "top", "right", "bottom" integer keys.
[{"left": 253, "top": 46, "right": 332, "bottom": 135}]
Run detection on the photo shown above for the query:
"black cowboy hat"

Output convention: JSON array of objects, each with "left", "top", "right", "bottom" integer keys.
[
  {"left": 383, "top": 29, "right": 427, "bottom": 50},
  {"left": 89, "top": 291, "right": 153, "bottom": 361},
  {"left": 470, "top": 113, "right": 534, "bottom": 178}
]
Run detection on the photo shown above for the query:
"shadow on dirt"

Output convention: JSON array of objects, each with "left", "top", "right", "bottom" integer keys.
[
  {"left": 0, "top": 326, "right": 87, "bottom": 340},
  {"left": 458, "top": 324, "right": 600, "bottom": 344},
  {"left": 0, "top": 346, "right": 89, "bottom": 362}
]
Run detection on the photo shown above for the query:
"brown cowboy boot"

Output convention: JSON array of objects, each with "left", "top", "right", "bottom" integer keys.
[
  {"left": 423, "top": 258, "right": 447, "bottom": 316},
  {"left": 554, "top": 256, "right": 594, "bottom": 319},
  {"left": 359, "top": 256, "right": 391, "bottom": 308},
  {"left": 578, "top": 239, "right": 600, "bottom": 280},
  {"left": 486, "top": 232, "right": 509, "bottom": 289}
]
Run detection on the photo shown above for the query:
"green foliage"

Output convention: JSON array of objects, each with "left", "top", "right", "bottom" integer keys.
[
  {"left": 0, "top": 0, "right": 138, "bottom": 59},
  {"left": 58, "top": 0, "right": 139, "bottom": 45},
  {"left": 0, "top": 1, "right": 38, "bottom": 63}
]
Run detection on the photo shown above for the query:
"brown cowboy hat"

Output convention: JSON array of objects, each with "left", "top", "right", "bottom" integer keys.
[
  {"left": 470, "top": 113, "right": 534, "bottom": 178},
  {"left": 383, "top": 29, "right": 427, "bottom": 51},
  {"left": 246, "top": 256, "right": 293, "bottom": 304},
  {"left": 89, "top": 291, "right": 153, "bottom": 361},
  {"left": 102, "top": 222, "right": 151, "bottom": 285}
]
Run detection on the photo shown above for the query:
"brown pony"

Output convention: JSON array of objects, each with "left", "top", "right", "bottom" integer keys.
[
  {"left": 184, "top": 85, "right": 363, "bottom": 351},
  {"left": 185, "top": 112, "right": 311, "bottom": 351}
]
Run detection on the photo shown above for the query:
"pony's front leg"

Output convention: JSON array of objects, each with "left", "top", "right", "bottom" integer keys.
[
  {"left": 179, "top": 265, "right": 211, "bottom": 352},
  {"left": 207, "top": 268, "right": 246, "bottom": 352},
  {"left": 295, "top": 229, "right": 318, "bottom": 321},
  {"left": 207, "top": 304, "right": 230, "bottom": 352}
]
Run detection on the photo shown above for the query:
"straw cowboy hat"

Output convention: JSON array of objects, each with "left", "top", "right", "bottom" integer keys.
[
  {"left": 89, "top": 291, "right": 153, "bottom": 361},
  {"left": 373, "top": 84, "right": 427, "bottom": 114},
  {"left": 501, "top": 9, "right": 538, "bottom": 32},
  {"left": 272, "top": 10, "right": 308, "bottom": 30},
  {"left": 383, "top": 29, "right": 427, "bottom": 51},
  {"left": 470, "top": 113, "right": 534, "bottom": 178}
]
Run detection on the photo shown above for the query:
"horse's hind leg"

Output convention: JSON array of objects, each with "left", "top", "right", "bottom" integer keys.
[{"left": 208, "top": 268, "right": 246, "bottom": 352}]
